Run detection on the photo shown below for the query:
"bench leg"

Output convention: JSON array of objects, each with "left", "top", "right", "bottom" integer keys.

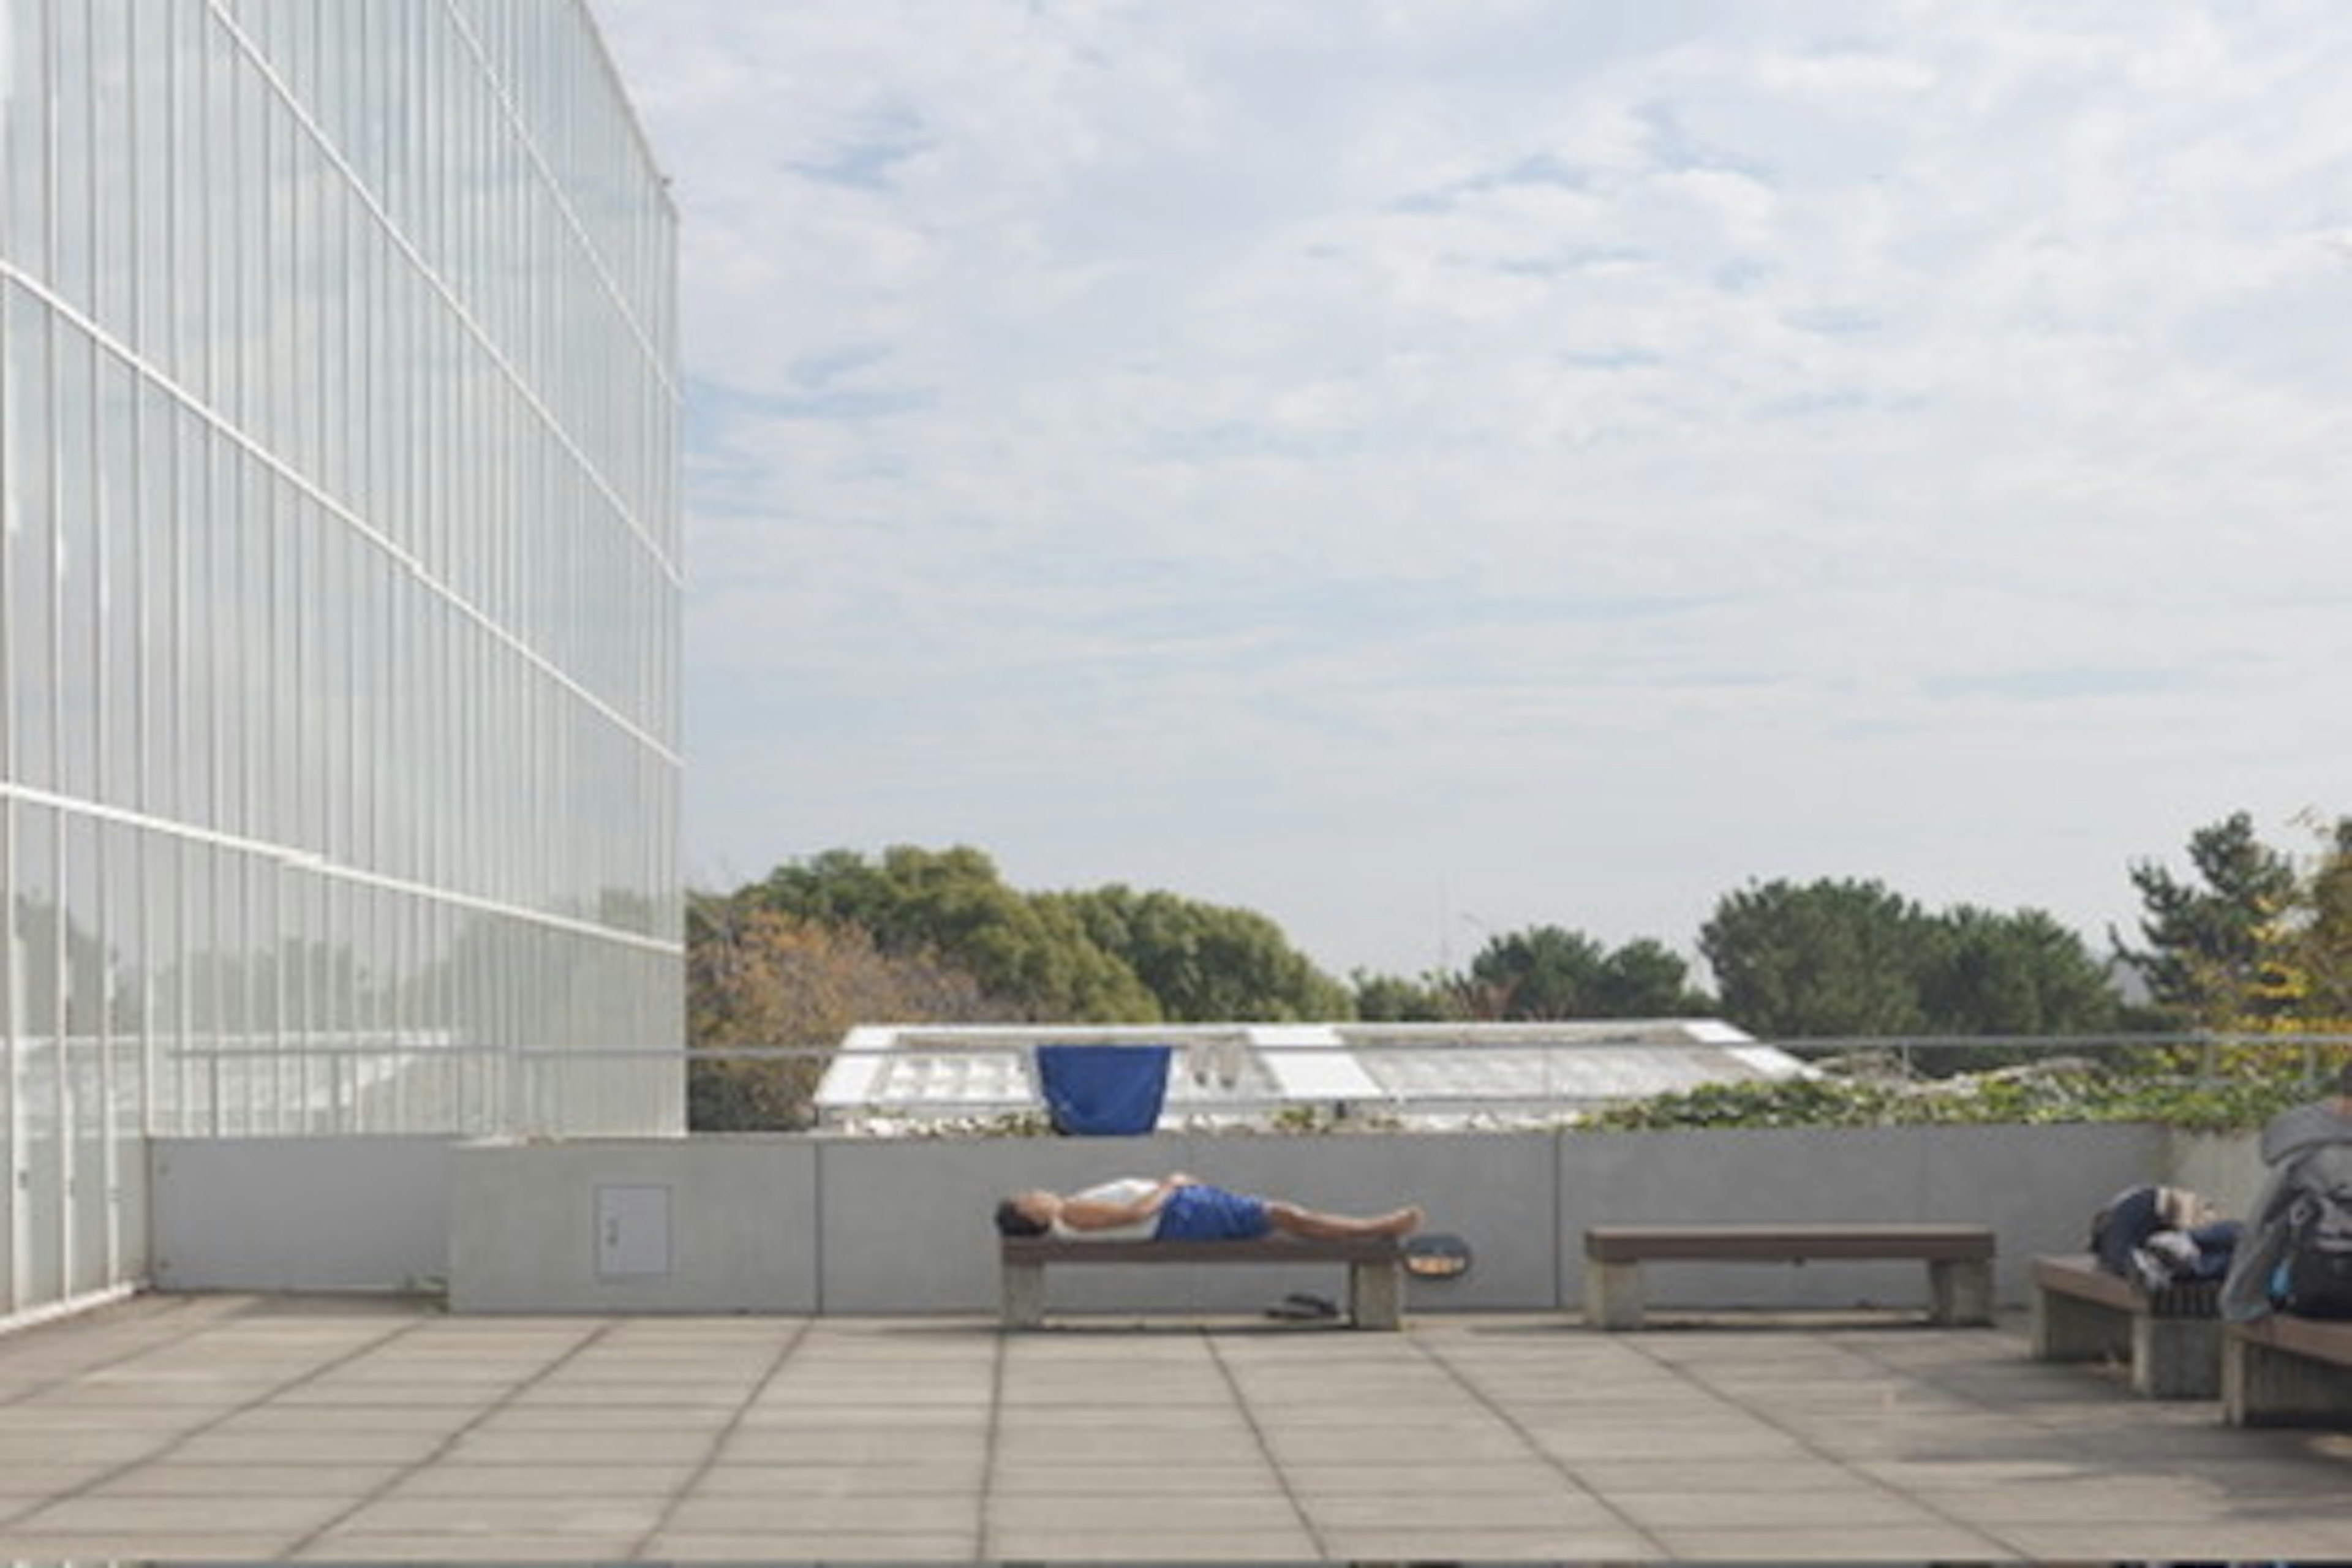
[
  {"left": 2132, "top": 1315, "right": 2220, "bottom": 1400},
  {"left": 1585, "top": 1261, "right": 1644, "bottom": 1330},
  {"left": 1928, "top": 1259, "right": 1992, "bottom": 1327},
  {"left": 1001, "top": 1261, "right": 1044, "bottom": 1330},
  {"left": 2032, "top": 1288, "right": 2127, "bottom": 1363},
  {"left": 1350, "top": 1260, "right": 1401, "bottom": 1330},
  {"left": 2224, "top": 1329, "right": 2352, "bottom": 1426}
]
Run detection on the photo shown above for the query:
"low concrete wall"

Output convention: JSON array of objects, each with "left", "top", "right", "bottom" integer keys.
[
  {"left": 448, "top": 1137, "right": 820, "bottom": 1314},
  {"left": 810, "top": 1131, "right": 1555, "bottom": 1317},
  {"left": 1561, "top": 1123, "right": 2162, "bottom": 1310},
  {"left": 2168, "top": 1128, "right": 2266, "bottom": 1219},
  {"left": 149, "top": 1137, "right": 448, "bottom": 1293},
  {"left": 151, "top": 1120, "right": 2218, "bottom": 1315},
  {"left": 431, "top": 1123, "right": 2171, "bottom": 1316}
]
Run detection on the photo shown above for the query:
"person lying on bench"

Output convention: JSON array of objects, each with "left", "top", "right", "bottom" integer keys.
[{"left": 993, "top": 1173, "right": 1423, "bottom": 1244}]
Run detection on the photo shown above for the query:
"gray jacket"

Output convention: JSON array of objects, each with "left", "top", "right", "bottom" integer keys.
[{"left": 2220, "top": 1102, "right": 2352, "bottom": 1321}]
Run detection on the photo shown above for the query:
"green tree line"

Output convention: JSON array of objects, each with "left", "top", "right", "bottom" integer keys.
[{"left": 690, "top": 812, "right": 2352, "bottom": 1128}]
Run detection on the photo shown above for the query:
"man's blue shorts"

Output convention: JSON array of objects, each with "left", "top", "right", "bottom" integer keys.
[{"left": 1154, "top": 1184, "right": 1272, "bottom": 1241}]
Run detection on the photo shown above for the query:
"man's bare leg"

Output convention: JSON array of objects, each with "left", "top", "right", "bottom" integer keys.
[{"left": 1266, "top": 1202, "right": 1423, "bottom": 1240}]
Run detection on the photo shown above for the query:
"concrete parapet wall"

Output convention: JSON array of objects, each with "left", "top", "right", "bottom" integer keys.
[
  {"left": 158, "top": 1122, "right": 2196, "bottom": 1314},
  {"left": 149, "top": 1137, "right": 450, "bottom": 1293}
]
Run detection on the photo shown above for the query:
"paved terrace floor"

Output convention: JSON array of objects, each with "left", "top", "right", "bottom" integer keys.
[{"left": 0, "top": 1295, "right": 2346, "bottom": 1561}]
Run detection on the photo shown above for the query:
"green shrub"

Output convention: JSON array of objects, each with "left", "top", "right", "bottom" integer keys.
[{"left": 1583, "top": 1062, "right": 2320, "bottom": 1134}]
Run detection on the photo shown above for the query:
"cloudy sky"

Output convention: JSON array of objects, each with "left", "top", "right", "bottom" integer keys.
[{"left": 590, "top": 1, "right": 2352, "bottom": 981}]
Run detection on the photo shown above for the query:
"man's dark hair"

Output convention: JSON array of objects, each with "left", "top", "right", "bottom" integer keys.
[{"left": 994, "top": 1198, "right": 1047, "bottom": 1237}]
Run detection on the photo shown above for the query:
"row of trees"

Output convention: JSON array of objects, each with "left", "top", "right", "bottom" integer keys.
[{"left": 688, "top": 813, "right": 2352, "bottom": 1128}]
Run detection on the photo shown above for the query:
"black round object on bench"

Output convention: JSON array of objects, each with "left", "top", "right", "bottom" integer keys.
[{"left": 1403, "top": 1232, "right": 1474, "bottom": 1280}]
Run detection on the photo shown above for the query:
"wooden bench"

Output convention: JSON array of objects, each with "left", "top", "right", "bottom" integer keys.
[
  {"left": 999, "top": 1236, "right": 1403, "bottom": 1330},
  {"left": 2029, "top": 1254, "right": 2221, "bottom": 1398},
  {"left": 2223, "top": 1312, "right": 2352, "bottom": 1427},
  {"left": 1583, "top": 1224, "right": 1996, "bottom": 1330}
]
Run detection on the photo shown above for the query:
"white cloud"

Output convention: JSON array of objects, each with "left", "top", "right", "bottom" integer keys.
[{"left": 595, "top": 0, "right": 2352, "bottom": 976}]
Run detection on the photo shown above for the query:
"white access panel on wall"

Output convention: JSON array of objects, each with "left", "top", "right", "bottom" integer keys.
[{"left": 595, "top": 1185, "right": 673, "bottom": 1279}]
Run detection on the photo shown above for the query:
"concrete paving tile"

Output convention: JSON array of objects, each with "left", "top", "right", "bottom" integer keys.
[
  {"left": 446, "top": 1427, "right": 718, "bottom": 1463},
  {"left": 997, "top": 1375, "right": 1233, "bottom": 1404},
  {"left": 1605, "top": 1486, "right": 1952, "bottom": 1531},
  {"left": 506, "top": 1381, "right": 754, "bottom": 1408},
  {"left": 0, "top": 1430, "right": 178, "bottom": 1464},
  {"left": 758, "top": 1376, "right": 997, "bottom": 1402},
  {"left": 4, "top": 1371, "right": 255, "bottom": 1403},
  {"left": 737, "top": 1401, "right": 992, "bottom": 1430},
  {"left": 203, "top": 1403, "right": 477, "bottom": 1434},
  {"left": 298, "top": 1529, "right": 645, "bottom": 1561},
  {"left": 1246, "top": 1395, "right": 1488, "bottom": 1426},
  {"left": 1853, "top": 1454, "right": 2119, "bottom": 1489},
  {"left": 1571, "top": 1458, "right": 1883, "bottom": 1494},
  {"left": 1256, "top": 1420, "right": 1542, "bottom": 1464},
  {"left": 0, "top": 1398, "right": 224, "bottom": 1432},
  {"left": 86, "top": 1461, "right": 407, "bottom": 1497},
  {"left": 696, "top": 1461, "right": 987, "bottom": 1496},
  {"left": 1912, "top": 1479, "right": 2260, "bottom": 1524},
  {"left": 13, "top": 1493, "right": 355, "bottom": 1534},
  {"left": 533, "top": 1357, "right": 774, "bottom": 1384},
  {"left": 716, "top": 1425, "right": 986, "bottom": 1463},
  {"left": 990, "top": 1401, "right": 1254, "bottom": 1431},
  {"left": 1655, "top": 1522, "right": 2011, "bottom": 1558},
  {"left": 986, "top": 1492, "right": 1304, "bottom": 1532},
  {"left": 4, "top": 1302, "right": 2352, "bottom": 1563},
  {"left": 1528, "top": 1423, "right": 1813, "bottom": 1461},
  {"left": 0, "top": 1461, "right": 138, "bottom": 1496},
  {"left": 2064, "top": 1423, "right": 2335, "bottom": 1461},
  {"left": 273, "top": 1379, "right": 522, "bottom": 1406},
  {"left": 330, "top": 1493, "right": 671, "bottom": 1536},
  {"left": 984, "top": 1461, "right": 1270, "bottom": 1496},
  {"left": 1314, "top": 1525, "right": 1661, "bottom": 1559},
  {"left": 666, "top": 1493, "right": 979, "bottom": 1533},
  {"left": 1281, "top": 1460, "right": 1570, "bottom": 1496},
  {"left": 2177, "top": 1452, "right": 2352, "bottom": 1496},
  {"left": 1986, "top": 1520, "right": 2352, "bottom": 1559},
  {"left": 0, "top": 1531, "right": 300, "bottom": 1559},
  {"left": 390, "top": 1461, "right": 699, "bottom": 1496},
  {"left": 982, "top": 1526, "right": 1321, "bottom": 1559},
  {"left": 992, "top": 1427, "right": 1259, "bottom": 1465},
  {"left": 1506, "top": 1403, "right": 1782, "bottom": 1436},
  {"left": 167, "top": 1428, "right": 451, "bottom": 1464},
  {"left": 1300, "top": 1490, "right": 1624, "bottom": 1531},
  {"left": 646, "top": 1529, "right": 981, "bottom": 1560},
  {"left": 1231, "top": 1367, "right": 1463, "bottom": 1393},
  {"left": 470, "top": 1403, "right": 735, "bottom": 1432}
]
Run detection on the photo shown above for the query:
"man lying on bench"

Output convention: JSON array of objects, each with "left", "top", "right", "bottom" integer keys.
[{"left": 993, "top": 1172, "right": 1423, "bottom": 1244}]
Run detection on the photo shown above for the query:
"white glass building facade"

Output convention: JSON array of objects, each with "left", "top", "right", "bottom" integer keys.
[{"left": 0, "top": 0, "right": 682, "bottom": 1318}]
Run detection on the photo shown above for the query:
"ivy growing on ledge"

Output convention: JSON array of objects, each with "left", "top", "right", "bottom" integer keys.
[{"left": 1583, "top": 1060, "right": 2332, "bottom": 1136}]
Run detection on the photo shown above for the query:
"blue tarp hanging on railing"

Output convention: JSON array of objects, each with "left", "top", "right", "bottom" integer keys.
[{"left": 1035, "top": 1044, "right": 1173, "bottom": 1136}]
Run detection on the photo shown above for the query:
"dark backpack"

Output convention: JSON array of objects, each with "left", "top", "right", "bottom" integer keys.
[{"left": 2278, "top": 1149, "right": 2352, "bottom": 1319}]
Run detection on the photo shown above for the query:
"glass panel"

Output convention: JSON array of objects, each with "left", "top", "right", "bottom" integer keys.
[
  {"left": 97, "top": 355, "right": 137, "bottom": 812},
  {"left": 64, "top": 813, "right": 107, "bottom": 1295},
  {"left": 53, "top": 326, "right": 96, "bottom": 803},
  {"left": 135, "top": 380, "right": 176, "bottom": 821},
  {"left": 0, "top": 805, "right": 12, "bottom": 1306},
  {"left": 129, "top": 0, "right": 173, "bottom": 361},
  {"left": 50, "top": 0, "right": 92, "bottom": 313},
  {"left": 90, "top": 0, "right": 134, "bottom": 337},
  {"left": 6, "top": 284, "right": 54, "bottom": 793},
  {"left": 15, "top": 805, "right": 62, "bottom": 1306},
  {"left": 2, "top": 0, "right": 55, "bottom": 265},
  {"left": 145, "top": 834, "right": 181, "bottom": 1135}
]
